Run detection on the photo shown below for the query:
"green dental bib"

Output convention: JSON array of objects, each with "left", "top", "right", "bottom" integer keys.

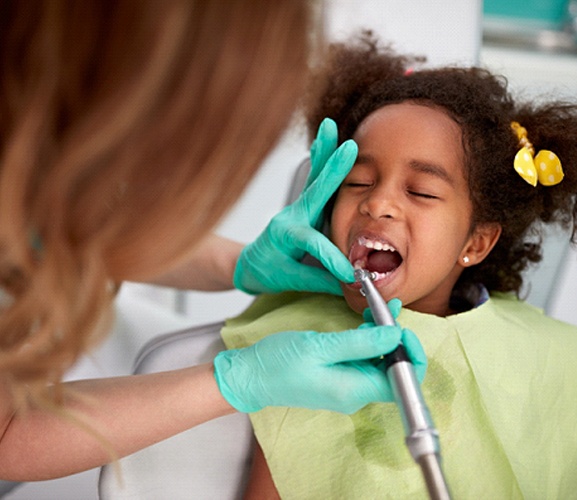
[{"left": 222, "top": 292, "right": 577, "bottom": 499}]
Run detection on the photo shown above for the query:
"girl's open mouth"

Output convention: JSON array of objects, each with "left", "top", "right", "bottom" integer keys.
[{"left": 348, "top": 236, "right": 403, "bottom": 285}]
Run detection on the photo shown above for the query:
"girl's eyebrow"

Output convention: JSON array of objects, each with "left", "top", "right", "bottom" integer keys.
[
  {"left": 355, "top": 153, "right": 373, "bottom": 165},
  {"left": 409, "top": 160, "right": 455, "bottom": 186},
  {"left": 356, "top": 153, "right": 456, "bottom": 186}
]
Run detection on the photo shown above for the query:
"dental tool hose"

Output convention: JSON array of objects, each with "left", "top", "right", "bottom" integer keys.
[{"left": 355, "top": 269, "right": 451, "bottom": 500}]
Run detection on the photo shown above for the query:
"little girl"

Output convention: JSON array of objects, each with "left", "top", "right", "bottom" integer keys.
[{"left": 222, "top": 33, "right": 577, "bottom": 498}]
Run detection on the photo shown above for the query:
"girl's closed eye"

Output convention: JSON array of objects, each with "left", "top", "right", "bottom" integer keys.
[
  {"left": 342, "top": 161, "right": 375, "bottom": 188},
  {"left": 345, "top": 180, "right": 373, "bottom": 188},
  {"left": 406, "top": 179, "right": 446, "bottom": 200},
  {"left": 408, "top": 189, "right": 440, "bottom": 200},
  {"left": 342, "top": 174, "right": 374, "bottom": 188}
]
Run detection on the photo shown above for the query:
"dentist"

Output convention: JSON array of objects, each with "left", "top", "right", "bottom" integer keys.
[{"left": 0, "top": 0, "right": 424, "bottom": 481}]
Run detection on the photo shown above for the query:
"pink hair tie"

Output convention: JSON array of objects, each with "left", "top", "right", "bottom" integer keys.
[{"left": 404, "top": 68, "right": 414, "bottom": 76}]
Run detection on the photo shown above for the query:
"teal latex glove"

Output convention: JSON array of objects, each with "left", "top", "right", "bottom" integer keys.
[
  {"left": 362, "top": 298, "right": 428, "bottom": 388},
  {"left": 233, "top": 118, "right": 357, "bottom": 295},
  {"left": 213, "top": 299, "right": 427, "bottom": 414}
]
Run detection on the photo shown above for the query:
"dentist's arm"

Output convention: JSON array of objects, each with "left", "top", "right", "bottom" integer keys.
[
  {"left": 0, "top": 363, "right": 234, "bottom": 481},
  {"left": 149, "top": 233, "right": 244, "bottom": 291},
  {"left": 0, "top": 312, "right": 426, "bottom": 480}
]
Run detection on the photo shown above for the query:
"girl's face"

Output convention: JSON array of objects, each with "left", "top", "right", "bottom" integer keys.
[{"left": 331, "top": 102, "right": 477, "bottom": 316}]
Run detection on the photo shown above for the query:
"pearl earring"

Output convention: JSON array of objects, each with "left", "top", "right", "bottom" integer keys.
[{"left": 462, "top": 256, "right": 470, "bottom": 264}]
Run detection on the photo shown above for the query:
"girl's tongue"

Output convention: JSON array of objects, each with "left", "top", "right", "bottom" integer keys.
[{"left": 366, "top": 250, "right": 403, "bottom": 274}]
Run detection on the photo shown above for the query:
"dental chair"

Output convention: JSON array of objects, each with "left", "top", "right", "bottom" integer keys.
[
  {"left": 98, "top": 321, "right": 253, "bottom": 499},
  {"left": 98, "top": 158, "right": 573, "bottom": 500}
]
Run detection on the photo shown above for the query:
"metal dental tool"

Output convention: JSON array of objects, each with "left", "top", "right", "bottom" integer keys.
[{"left": 354, "top": 268, "right": 451, "bottom": 500}]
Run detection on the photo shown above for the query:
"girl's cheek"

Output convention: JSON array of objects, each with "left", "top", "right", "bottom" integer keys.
[{"left": 329, "top": 207, "right": 346, "bottom": 249}]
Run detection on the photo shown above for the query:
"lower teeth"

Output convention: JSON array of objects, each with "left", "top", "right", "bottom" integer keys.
[{"left": 352, "top": 261, "right": 395, "bottom": 280}]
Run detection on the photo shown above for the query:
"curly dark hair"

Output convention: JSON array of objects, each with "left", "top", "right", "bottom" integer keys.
[{"left": 304, "top": 32, "right": 577, "bottom": 296}]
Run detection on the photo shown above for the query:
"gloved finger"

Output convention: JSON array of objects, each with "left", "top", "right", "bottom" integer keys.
[
  {"left": 299, "top": 139, "right": 358, "bottom": 223},
  {"left": 401, "top": 328, "right": 427, "bottom": 383},
  {"left": 286, "top": 227, "right": 355, "bottom": 284},
  {"left": 362, "top": 298, "right": 402, "bottom": 325},
  {"left": 357, "top": 311, "right": 375, "bottom": 329},
  {"left": 313, "top": 325, "right": 403, "bottom": 364},
  {"left": 336, "top": 361, "right": 393, "bottom": 412},
  {"left": 362, "top": 307, "right": 374, "bottom": 323},
  {"left": 307, "top": 118, "right": 339, "bottom": 188},
  {"left": 387, "top": 298, "right": 402, "bottom": 319}
]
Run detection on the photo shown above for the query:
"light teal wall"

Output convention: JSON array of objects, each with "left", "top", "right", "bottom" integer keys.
[{"left": 484, "top": 0, "right": 569, "bottom": 25}]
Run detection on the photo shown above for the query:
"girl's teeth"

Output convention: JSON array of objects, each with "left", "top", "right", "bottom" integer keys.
[
  {"left": 357, "top": 237, "right": 396, "bottom": 253},
  {"left": 371, "top": 271, "right": 391, "bottom": 280}
]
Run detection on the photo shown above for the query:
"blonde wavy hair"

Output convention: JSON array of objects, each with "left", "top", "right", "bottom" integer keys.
[{"left": 0, "top": 0, "right": 316, "bottom": 404}]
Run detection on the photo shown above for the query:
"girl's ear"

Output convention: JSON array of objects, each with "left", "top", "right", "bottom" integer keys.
[{"left": 459, "top": 223, "right": 502, "bottom": 267}]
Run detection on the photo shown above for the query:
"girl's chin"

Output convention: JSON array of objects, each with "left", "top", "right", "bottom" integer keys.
[
  {"left": 341, "top": 282, "right": 402, "bottom": 316},
  {"left": 341, "top": 288, "right": 370, "bottom": 315}
]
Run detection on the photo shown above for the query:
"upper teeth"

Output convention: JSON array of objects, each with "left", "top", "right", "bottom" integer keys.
[{"left": 359, "top": 237, "right": 396, "bottom": 252}]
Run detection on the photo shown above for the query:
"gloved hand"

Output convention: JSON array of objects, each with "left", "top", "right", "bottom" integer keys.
[
  {"left": 213, "top": 299, "right": 428, "bottom": 414},
  {"left": 233, "top": 118, "right": 357, "bottom": 296}
]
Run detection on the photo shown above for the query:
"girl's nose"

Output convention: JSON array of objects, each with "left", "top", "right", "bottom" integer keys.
[{"left": 359, "top": 186, "right": 399, "bottom": 220}]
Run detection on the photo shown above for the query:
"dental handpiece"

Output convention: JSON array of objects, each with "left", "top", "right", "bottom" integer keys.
[{"left": 354, "top": 269, "right": 451, "bottom": 500}]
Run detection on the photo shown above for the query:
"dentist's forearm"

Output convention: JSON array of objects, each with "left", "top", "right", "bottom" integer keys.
[
  {"left": 0, "top": 363, "right": 234, "bottom": 481},
  {"left": 148, "top": 233, "right": 244, "bottom": 291}
]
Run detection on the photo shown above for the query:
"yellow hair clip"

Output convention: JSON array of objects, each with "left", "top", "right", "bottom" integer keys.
[{"left": 511, "top": 121, "right": 563, "bottom": 186}]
